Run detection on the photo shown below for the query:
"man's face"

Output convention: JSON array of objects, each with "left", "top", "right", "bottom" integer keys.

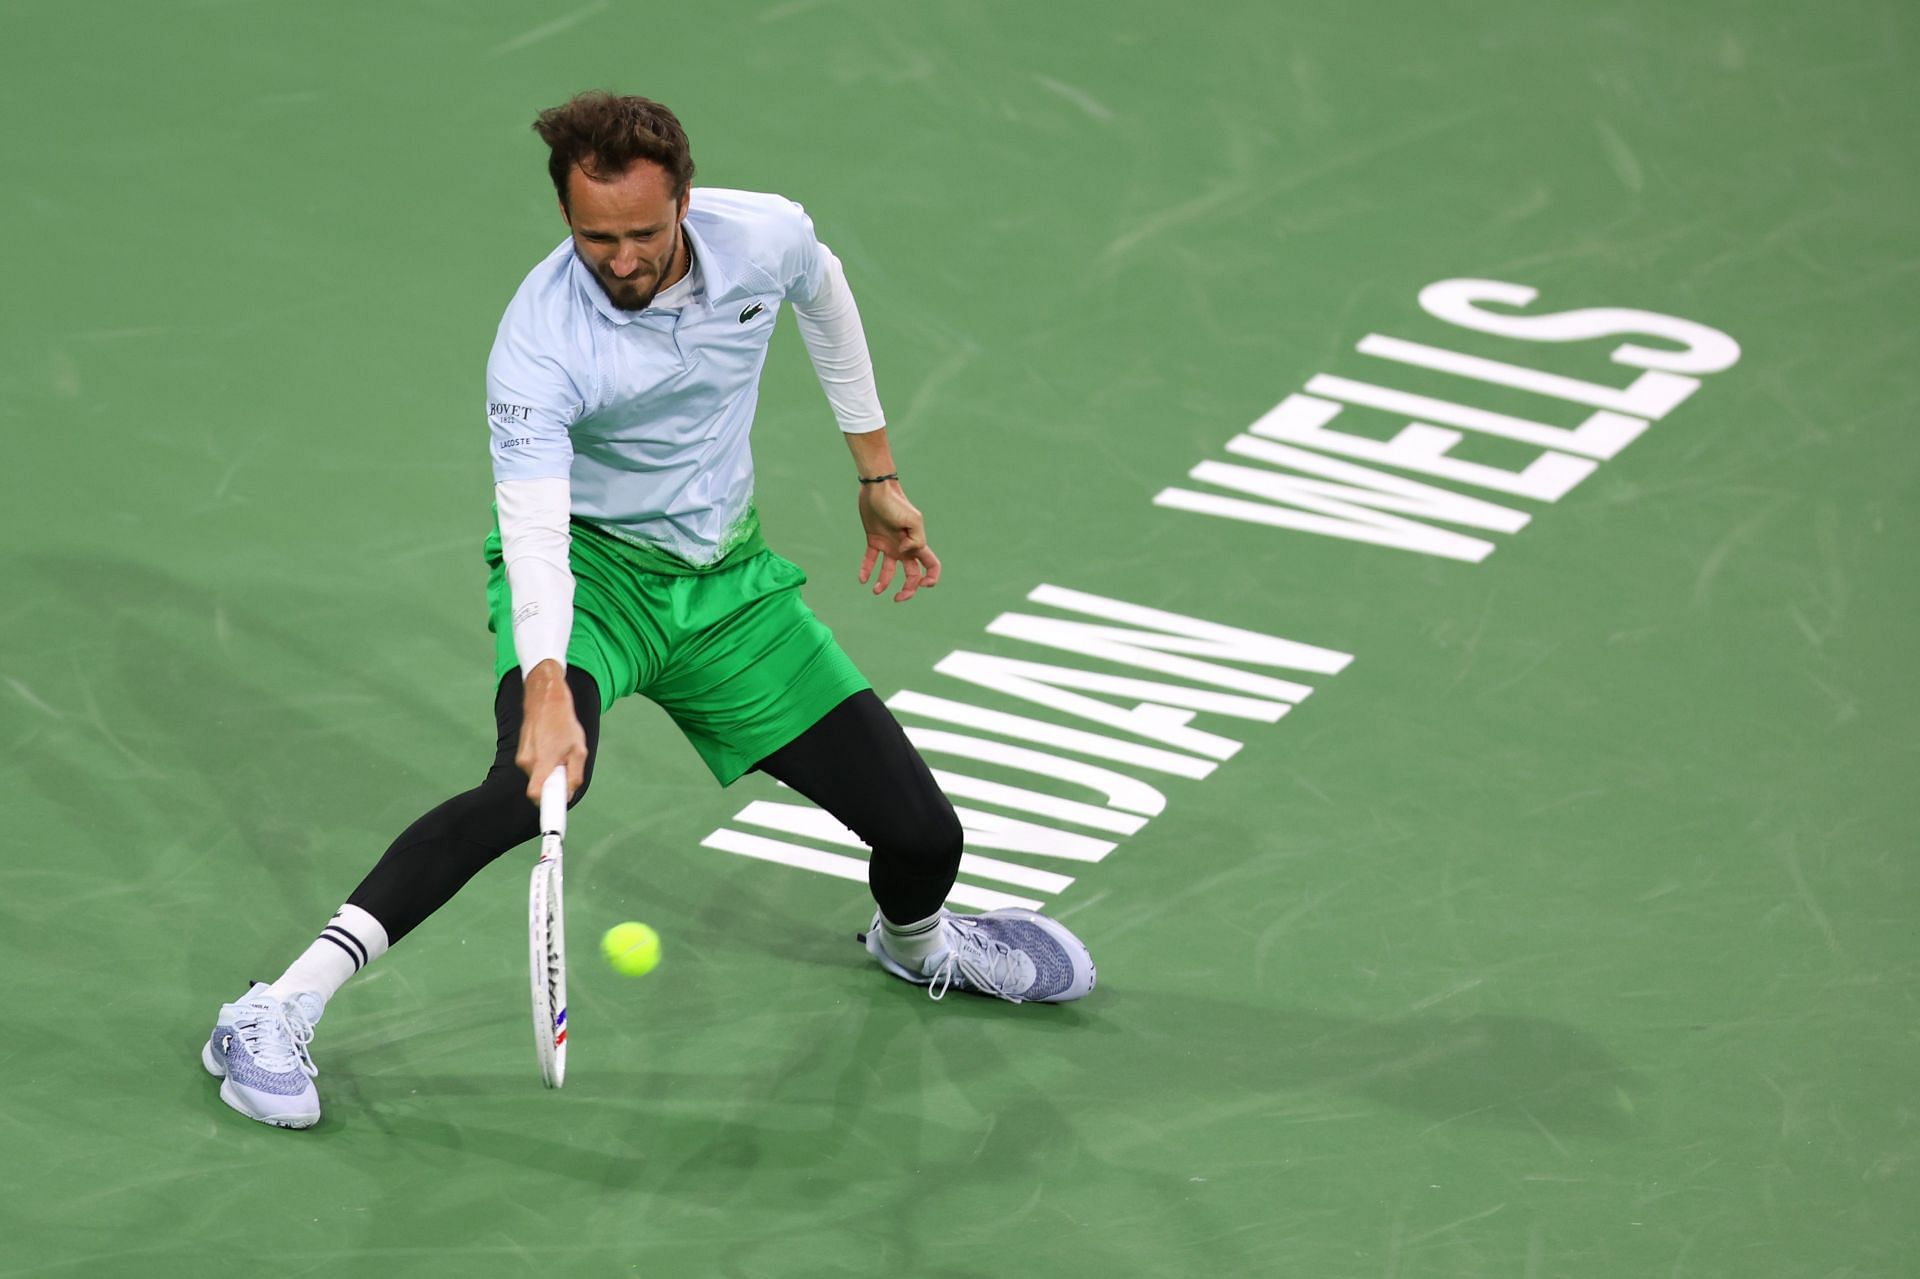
[{"left": 563, "top": 159, "right": 688, "bottom": 311}]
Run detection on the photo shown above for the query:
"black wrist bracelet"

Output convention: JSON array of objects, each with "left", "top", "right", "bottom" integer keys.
[{"left": 858, "top": 472, "right": 899, "bottom": 485}]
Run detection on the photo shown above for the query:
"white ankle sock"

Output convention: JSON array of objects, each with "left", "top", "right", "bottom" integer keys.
[
  {"left": 268, "top": 905, "right": 390, "bottom": 1006},
  {"left": 879, "top": 910, "right": 949, "bottom": 968}
]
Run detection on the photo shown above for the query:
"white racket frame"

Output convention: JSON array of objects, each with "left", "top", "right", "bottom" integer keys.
[{"left": 528, "top": 766, "right": 569, "bottom": 1089}]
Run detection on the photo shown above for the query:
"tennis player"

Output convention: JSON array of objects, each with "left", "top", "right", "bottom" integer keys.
[{"left": 201, "top": 93, "right": 1095, "bottom": 1129}]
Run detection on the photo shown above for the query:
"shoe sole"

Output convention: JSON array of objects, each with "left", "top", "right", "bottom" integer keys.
[{"left": 202, "top": 1039, "right": 320, "bottom": 1130}]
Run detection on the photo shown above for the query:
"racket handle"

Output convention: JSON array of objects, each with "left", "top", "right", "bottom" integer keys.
[{"left": 539, "top": 766, "right": 569, "bottom": 837}]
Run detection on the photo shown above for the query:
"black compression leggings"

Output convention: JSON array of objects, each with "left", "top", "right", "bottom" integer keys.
[{"left": 346, "top": 672, "right": 963, "bottom": 944}]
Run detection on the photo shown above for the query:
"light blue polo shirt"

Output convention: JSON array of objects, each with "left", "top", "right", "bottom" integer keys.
[{"left": 486, "top": 187, "right": 834, "bottom": 567}]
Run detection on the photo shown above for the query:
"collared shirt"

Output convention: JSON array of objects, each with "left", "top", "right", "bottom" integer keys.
[{"left": 486, "top": 187, "right": 840, "bottom": 567}]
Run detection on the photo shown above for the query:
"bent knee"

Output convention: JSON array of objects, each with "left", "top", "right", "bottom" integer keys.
[
  {"left": 876, "top": 799, "right": 962, "bottom": 873},
  {"left": 930, "top": 803, "right": 964, "bottom": 868}
]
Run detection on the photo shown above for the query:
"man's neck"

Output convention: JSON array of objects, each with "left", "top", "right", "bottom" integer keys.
[{"left": 661, "top": 225, "right": 692, "bottom": 291}]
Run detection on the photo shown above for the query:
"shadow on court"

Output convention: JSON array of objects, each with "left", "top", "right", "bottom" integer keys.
[
  {"left": 320, "top": 987, "right": 1636, "bottom": 1167},
  {"left": 296, "top": 983, "right": 1634, "bottom": 1273}
]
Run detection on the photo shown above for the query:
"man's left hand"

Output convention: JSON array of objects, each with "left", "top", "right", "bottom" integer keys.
[{"left": 857, "top": 481, "right": 941, "bottom": 602}]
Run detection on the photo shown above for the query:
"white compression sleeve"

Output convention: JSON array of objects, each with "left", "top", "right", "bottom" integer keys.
[
  {"left": 792, "top": 248, "right": 887, "bottom": 434},
  {"left": 495, "top": 477, "right": 573, "bottom": 674}
]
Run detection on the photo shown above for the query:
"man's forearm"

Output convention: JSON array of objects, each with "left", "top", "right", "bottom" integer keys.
[
  {"left": 793, "top": 250, "right": 886, "bottom": 433},
  {"left": 497, "top": 477, "right": 575, "bottom": 675},
  {"left": 844, "top": 427, "right": 900, "bottom": 483},
  {"left": 524, "top": 658, "right": 568, "bottom": 693}
]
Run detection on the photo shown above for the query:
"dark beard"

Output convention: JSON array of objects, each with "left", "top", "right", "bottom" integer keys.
[
  {"left": 607, "top": 278, "right": 659, "bottom": 311},
  {"left": 604, "top": 227, "right": 680, "bottom": 312}
]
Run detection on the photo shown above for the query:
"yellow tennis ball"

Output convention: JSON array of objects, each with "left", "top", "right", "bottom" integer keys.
[{"left": 601, "top": 922, "right": 661, "bottom": 977}]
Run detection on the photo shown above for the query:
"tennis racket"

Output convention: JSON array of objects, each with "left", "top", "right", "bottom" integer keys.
[{"left": 528, "top": 766, "right": 569, "bottom": 1088}]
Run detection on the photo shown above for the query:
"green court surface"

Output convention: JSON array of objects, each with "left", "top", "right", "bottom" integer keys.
[{"left": 2, "top": 1, "right": 1915, "bottom": 1275}]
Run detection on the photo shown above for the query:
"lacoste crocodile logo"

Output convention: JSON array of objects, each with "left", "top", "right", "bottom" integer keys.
[{"left": 739, "top": 302, "right": 765, "bottom": 323}]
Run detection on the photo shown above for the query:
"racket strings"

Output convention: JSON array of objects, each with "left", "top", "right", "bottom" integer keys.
[{"left": 531, "top": 778, "right": 570, "bottom": 1088}]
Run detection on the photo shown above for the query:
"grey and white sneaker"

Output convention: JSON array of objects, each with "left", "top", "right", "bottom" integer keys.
[
  {"left": 202, "top": 983, "right": 323, "bottom": 1129},
  {"left": 862, "top": 909, "right": 1096, "bottom": 1003}
]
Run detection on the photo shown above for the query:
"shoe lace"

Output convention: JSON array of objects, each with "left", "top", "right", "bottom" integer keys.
[
  {"left": 925, "top": 922, "right": 1023, "bottom": 1002},
  {"left": 233, "top": 999, "right": 319, "bottom": 1078}
]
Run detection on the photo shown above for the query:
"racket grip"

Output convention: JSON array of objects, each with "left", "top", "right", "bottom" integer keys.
[{"left": 539, "top": 766, "right": 569, "bottom": 836}]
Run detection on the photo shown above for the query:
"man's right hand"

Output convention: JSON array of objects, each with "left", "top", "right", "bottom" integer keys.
[{"left": 516, "top": 659, "right": 588, "bottom": 802}]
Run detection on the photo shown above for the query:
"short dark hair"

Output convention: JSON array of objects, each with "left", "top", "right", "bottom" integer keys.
[{"left": 532, "top": 92, "right": 695, "bottom": 210}]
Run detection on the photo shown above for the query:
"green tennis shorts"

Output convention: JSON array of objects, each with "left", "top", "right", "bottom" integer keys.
[{"left": 484, "top": 518, "right": 871, "bottom": 786}]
